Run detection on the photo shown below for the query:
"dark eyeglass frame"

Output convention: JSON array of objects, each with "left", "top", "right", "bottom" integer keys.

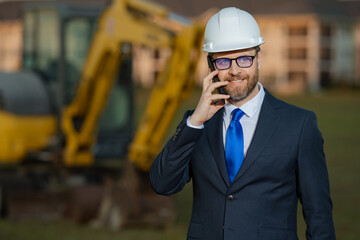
[{"left": 209, "top": 55, "right": 257, "bottom": 70}]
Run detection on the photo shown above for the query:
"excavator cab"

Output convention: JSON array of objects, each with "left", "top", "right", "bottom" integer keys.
[
  {"left": 0, "top": 0, "right": 204, "bottom": 226},
  {"left": 0, "top": 0, "right": 137, "bottom": 222},
  {"left": 19, "top": 2, "right": 134, "bottom": 163}
]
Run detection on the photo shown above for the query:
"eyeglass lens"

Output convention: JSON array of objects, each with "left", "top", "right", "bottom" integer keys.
[{"left": 214, "top": 56, "right": 254, "bottom": 70}]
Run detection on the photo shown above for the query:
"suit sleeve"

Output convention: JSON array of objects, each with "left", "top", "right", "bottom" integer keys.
[
  {"left": 149, "top": 111, "right": 203, "bottom": 196},
  {"left": 297, "top": 111, "right": 336, "bottom": 240}
]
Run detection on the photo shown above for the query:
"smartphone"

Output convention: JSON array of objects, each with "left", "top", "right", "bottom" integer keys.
[{"left": 207, "top": 55, "right": 225, "bottom": 104}]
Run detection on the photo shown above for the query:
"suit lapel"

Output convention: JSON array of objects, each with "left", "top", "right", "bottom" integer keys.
[
  {"left": 205, "top": 108, "right": 231, "bottom": 187},
  {"left": 233, "top": 90, "right": 282, "bottom": 183}
]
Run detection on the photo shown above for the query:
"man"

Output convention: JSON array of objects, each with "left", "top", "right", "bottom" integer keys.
[{"left": 150, "top": 7, "right": 335, "bottom": 240}]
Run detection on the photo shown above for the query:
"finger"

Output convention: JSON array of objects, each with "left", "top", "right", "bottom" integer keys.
[
  {"left": 207, "top": 94, "right": 230, "bottom": 105},
  {"left": 209, "top": 93, "right": 230, "bottom": 101},
  {"left": 203, "top": 70, "right": 219, "bottom": 89},
  {"left": 207, "top": 81, "right": 229, "bottom": 93}
]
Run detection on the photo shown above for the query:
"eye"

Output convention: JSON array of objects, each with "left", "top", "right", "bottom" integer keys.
[
  {"left": 236, "top": 56, "right": 253, "bottom": 68},
  {"left": 216, "top": 58, "right": 230, "bottom": 65},
  {"left": 238, "top": 56, "right": 251, "bottom": 63},
  {"left": 214, "top": 58, "right": 231, "bottom": 69}
]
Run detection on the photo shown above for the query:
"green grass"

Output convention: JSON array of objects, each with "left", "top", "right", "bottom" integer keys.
[
  {"left": 283, "top": 89, "right": 360, "bottom": 240},
  {"left": 0, "top": 88, "right": 359, "bottom": 239}
]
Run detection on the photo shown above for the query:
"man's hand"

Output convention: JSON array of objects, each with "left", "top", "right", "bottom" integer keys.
[{"left": 189, "top": 70, "right": 230, "bottom": 126}]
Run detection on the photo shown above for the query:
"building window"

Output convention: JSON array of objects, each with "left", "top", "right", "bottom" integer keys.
[
  {"left": 321, "top": 24, "right": 333, "bottom": 37},
  {"left": 154, "top": 49, "right": 160, "bottom": 80},
  {"left": 288, "top": 26, "right": 308, "bottom": 36},
  {"left": 288, "top": 71, "right": 307, "bottom": 83},
  {"left": 288, "top": 48, "right": 307, "bottom": 60},
  {"left": 320, "top": 71, "right": 331, "bottom": 87},
  {"left": 320, "top": 48, "right": 332, "bottom": 60}
]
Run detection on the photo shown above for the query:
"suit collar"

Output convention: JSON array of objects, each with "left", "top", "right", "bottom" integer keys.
[{"left": 205, "top": 108, "right": 231, "bottom": 186}]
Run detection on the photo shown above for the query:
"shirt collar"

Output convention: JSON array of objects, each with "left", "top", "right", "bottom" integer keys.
[{"left": 224, "top": 82, "right": 265, "bottom": 118}]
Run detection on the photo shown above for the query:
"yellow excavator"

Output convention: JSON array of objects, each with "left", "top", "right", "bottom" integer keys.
[{"left": 0, "top": 0, "right": 205, "bottom": 227}]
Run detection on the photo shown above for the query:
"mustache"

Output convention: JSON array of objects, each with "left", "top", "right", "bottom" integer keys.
[{"left": 225, "top": 74, "right": 247, "bottom": 82}]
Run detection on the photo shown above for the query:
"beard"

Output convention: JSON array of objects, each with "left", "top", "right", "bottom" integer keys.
[{"left": 221, "top": 68, "right": 259, "bottom": 103}]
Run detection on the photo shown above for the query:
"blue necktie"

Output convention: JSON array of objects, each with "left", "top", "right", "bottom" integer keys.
[{"left": 225, "top": 108, "right": 245, "bottom": 183}]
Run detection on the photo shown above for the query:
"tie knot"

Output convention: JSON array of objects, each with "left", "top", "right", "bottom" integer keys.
[{"left": 231, "top": 108, "right": 245, "bottom": 122}]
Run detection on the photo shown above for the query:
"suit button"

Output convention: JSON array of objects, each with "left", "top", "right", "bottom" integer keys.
[{"left": 227, "top": 195, "right": 234, "bottom": 201}]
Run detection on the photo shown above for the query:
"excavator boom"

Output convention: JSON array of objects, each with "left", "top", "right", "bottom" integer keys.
[
  {"left": 0, "top": 0, "right": 207, "bottom": 227},
  {"left": 128, "top": 22, "right": 204, "bottom": 171},
  {"left": 62, "top": 0, "right": 194, "bottom": 166}
]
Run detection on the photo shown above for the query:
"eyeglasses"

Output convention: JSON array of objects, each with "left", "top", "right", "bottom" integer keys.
[{"left": 210, "top": 55, "right": 257, "bottom": 70}]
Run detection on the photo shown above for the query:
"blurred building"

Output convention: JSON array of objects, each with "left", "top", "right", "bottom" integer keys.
[
  {"left": 356, "top": 17, "right": 360, "bottom": 87},
  {"left": 155, "top": 0, "right": 360, "bottom": 93},
  {"left": 0, "top": 0, "right": 359, "bottom": 93},
  {"left": 257, "top": 14, "right": 357, "bottom": 93},
  {"left": 0, "top": 0, "right": 107, "bottom": 72},
  {"left": 0, "top": 2, "right": 23, "bottom": 71}
]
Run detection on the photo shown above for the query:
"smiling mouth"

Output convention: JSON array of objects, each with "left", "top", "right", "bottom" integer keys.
[{"left": 230, "top": 79, "right": 245, "bottom": 83}]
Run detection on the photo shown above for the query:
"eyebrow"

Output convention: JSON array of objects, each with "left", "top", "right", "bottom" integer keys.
[
  {"left": 212, "top": 51, "right": 257, "bottom": 59},
  {"left": 213, "top": 54, "right": 256, "bottom": 60}
]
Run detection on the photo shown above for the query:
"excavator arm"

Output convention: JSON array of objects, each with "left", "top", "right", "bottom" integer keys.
[
  {"left": 62, "top": 0, "right": 184, "bottom": 166},
  {"left": 0, "top": 0, "right": 206, "bottom": 226},
  {"left": 128, "top": 22, "right": 204, "bottom": 171}
]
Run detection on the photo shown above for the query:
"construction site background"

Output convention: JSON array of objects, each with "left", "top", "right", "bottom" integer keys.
[{"left": 1, "top": 0, "right": 360, "bottom": 94}]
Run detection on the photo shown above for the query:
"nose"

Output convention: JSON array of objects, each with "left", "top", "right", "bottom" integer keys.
[{"left": 228, "top": 59, "right": 242, "bottom": 75}]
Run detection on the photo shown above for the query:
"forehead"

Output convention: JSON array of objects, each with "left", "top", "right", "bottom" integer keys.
[{"left": 212, "top": 48, "right": 257, "bottom": 59}]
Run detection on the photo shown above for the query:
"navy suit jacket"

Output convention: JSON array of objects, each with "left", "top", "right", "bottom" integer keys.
[{"left": 150, "top": 90, "right": 335, "bottom": 240}]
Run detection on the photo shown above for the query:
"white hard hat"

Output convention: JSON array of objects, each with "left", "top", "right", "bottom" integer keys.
[{"left": 203, "top": 7, "right": 264, "bottom": 53}]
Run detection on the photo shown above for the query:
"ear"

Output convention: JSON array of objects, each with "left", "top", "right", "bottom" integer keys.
[{"left": 257, "top": 50, "right": 263, "bottom": 70}]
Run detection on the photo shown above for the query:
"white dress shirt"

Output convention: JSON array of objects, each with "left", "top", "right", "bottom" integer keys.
[
  {"left": 187, "top": 83, "right": 265, "bottom": 157},
  {"left": 223, "top": 83, "right": 265, "bottom": 156}
]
